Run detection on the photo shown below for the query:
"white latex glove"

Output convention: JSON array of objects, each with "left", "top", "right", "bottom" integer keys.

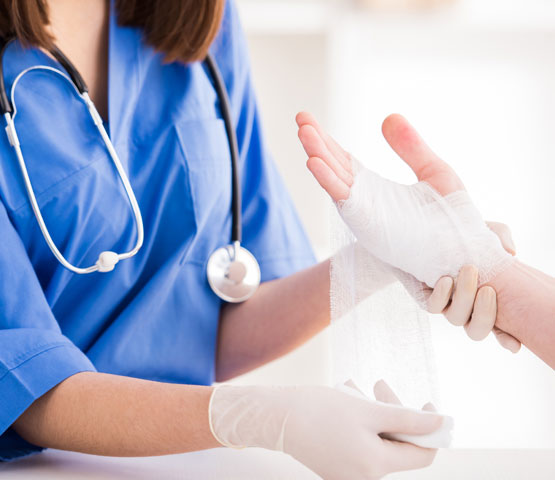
[
  {"left": 209, "top": 381, "right": 445, "bottom": 480},
  {"left": 339, "top": 379, "right": 454, "bottom": 450}
]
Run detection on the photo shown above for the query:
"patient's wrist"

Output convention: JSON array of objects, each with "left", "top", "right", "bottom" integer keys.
[{"left": 488, "top": 260, "right": 555, "bottom": 366}]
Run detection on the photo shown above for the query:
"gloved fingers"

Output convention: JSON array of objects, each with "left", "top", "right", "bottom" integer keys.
[
  {"left": 427, "top": 276, "right": 454, "bottom": 314},
  {"left": 340, "top": 379, "right": 369, "bottom": 400},
  {"left": 381, "top": 113, "right": 465, "bottom": 196},
  {"left": 493, "top": 326, "right": 522, "bottom": 353},
  {"left": 464, "top": 286, "right": 497, "bottom": 341},
  {"left": 298, "top": 123, "right": 354, "bottom": 188},
  {"left": 296, "top": 111, "right": 352, "bottom": 172},
  {"left": 380, "top": 440, "right": 438, "bottom": 473},
  {"left": 344, "top": 378, "right": 364, "bottom": 392},
  {"left": 374, "top": 379, "right": 402, "bottom": 405},
  {"left": 342, "top": 379, "right": 403, "bottom": 406},
  {"left": 486, "top": 221, "right": 516, "bottom": 256},
  {"left": 376, "top": 403, "right": 443, "bottom": 436},
  {"left": 306, "top": 156, "right": 351, "bottom": 202},
  {"left": 443, "top": 265, "right": 478, "bottom": 327}
]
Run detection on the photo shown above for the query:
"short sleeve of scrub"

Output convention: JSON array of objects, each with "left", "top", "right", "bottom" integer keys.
[{"left": 0, "top": 202, "right": 96, "bottom": 461}]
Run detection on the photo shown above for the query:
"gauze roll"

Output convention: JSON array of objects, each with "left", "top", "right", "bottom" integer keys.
[
  {"left": 329, "top": 157, "right": 512, "bottom": 409},
  {"left": 339, "top": 163, "right": 514, "bottom": 288},
  {"left": 330, "top": 235, "right": 438, "bottom": 407}
]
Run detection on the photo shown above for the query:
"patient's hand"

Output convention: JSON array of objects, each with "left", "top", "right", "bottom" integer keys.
[{"left": 296, "top": 112, "right": 520, "bottom": 353}]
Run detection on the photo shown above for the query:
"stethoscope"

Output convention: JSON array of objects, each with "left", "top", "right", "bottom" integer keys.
[{"left": 0, "top": 38, "right": 261, "bottom": 303}]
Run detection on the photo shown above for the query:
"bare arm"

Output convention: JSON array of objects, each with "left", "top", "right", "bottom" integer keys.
[
  {"left": 216, "top": 259, "right": 331, "bottom": 381},
  {"left": 490, "top": 261, "right": 555, "bottom": 367},
  {"left": 13, "top": 372, "right": 218, "bottom": 456}
]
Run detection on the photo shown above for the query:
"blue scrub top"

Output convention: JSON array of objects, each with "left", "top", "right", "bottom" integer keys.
[{"left": 0, "top": 0, "right": 315, "bottom": 460}]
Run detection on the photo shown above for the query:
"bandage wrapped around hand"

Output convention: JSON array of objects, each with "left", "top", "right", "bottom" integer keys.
[{"left": 339, "top": 162, "right": 514, "bottom": 289}]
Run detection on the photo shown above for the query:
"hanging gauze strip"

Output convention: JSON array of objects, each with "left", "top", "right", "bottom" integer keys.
[{"left": 329, "top": 157, "right": 513, "bottom": 408}]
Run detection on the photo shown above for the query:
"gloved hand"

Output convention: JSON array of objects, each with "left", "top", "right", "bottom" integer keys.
[
  {"left": 295, "top": 111, "right": 521, "bottom": 353},
  {"left": 209, "top": 381, "right": 445, "bottom": 480},
  {"left": 422, "top": 221, "right": 520, "bottom": 352}
]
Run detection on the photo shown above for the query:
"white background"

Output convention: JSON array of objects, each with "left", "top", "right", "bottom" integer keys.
[{"left": 235, "top": 0, "right": 555, "bottom": 448}]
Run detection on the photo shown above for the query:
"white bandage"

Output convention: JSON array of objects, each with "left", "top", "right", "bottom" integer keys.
[
  {"left": 330, "top": 158, "right": 513, "bottom": 410},
  {"left": 339, "top": 165, "right": 513, "bottom": 288}
]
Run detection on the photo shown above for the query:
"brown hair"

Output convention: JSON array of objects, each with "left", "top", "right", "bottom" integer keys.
[{"left": 0, "top": 0, "right": 225, "bottom": 63}]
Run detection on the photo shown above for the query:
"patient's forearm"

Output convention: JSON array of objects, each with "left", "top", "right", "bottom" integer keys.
[
  {"left": 13, "top": 371, "right": 218, "bottom": 456},
  {"left": 490, "top": 261, "right": 555, "bottom": 367}
]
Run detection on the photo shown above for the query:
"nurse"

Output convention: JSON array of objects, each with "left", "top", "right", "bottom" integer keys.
[{"left": 0, "top": 0, "right": 513, "bottom": 477}]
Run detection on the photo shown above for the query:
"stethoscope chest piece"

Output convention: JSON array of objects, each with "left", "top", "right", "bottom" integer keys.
[{"left": 207, "top": 242, "right": 260, "bottom": 303}]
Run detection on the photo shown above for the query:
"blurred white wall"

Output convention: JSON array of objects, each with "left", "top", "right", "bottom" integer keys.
[{"left": 235, "top": 0, "right": 555, "bottom": 448}]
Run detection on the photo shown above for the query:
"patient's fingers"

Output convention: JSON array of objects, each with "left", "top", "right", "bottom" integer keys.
[
  {"left": 427, "top": 276, "right": 454, "bottom": 314},
  {"left": 307, "top": 157, "right": 350, "bottom": 202},
  {"left": 444, "top": 265, "right": 478, "bottom": 326},
  {"left": 464, "top": 286, "right": 496, "bottom": 341},
  {"left": 298, "top": 124, "right": 354, "bottom": 188},
  {"left": 296, "top": 111, "right": 352, "bottom": 173},
  {"left": 493, "top": 327, "right": 522, "bottom": 353},
  {"left": 381, "top": 114, "right": 465, "bottom": 196}
]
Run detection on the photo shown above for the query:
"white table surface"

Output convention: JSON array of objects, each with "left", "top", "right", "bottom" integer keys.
[{"left": 1, "top": 448, "right": 554, "bottom": 479}]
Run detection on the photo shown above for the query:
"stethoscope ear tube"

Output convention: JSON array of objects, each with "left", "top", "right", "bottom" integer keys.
[
  {"left": 0, "top": 37, "right": 88, "bottom": 112},
  {"left": 0, "top": 38, "right": 14, "bottom": 114},
  {"left": 50, "top": 45, "right": 89, "bottom": 94},
  {"left": 204, "top": 54, "right": 242, "bottom": 244}
]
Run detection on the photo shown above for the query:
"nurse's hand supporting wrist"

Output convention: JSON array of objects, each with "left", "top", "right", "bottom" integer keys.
[{"left": 209, "top": 380, "right": 445, "bottom": 479}]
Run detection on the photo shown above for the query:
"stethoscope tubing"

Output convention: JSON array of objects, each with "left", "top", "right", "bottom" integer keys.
[
  {"left": 0, "top": 37, "right": 260, "bottom": 301},
  {"left": 204, "top": 54, "right": 242, "bottom": 245},
  {"left": 5, "top": 64, "right": 144, "bottom": 274}
]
